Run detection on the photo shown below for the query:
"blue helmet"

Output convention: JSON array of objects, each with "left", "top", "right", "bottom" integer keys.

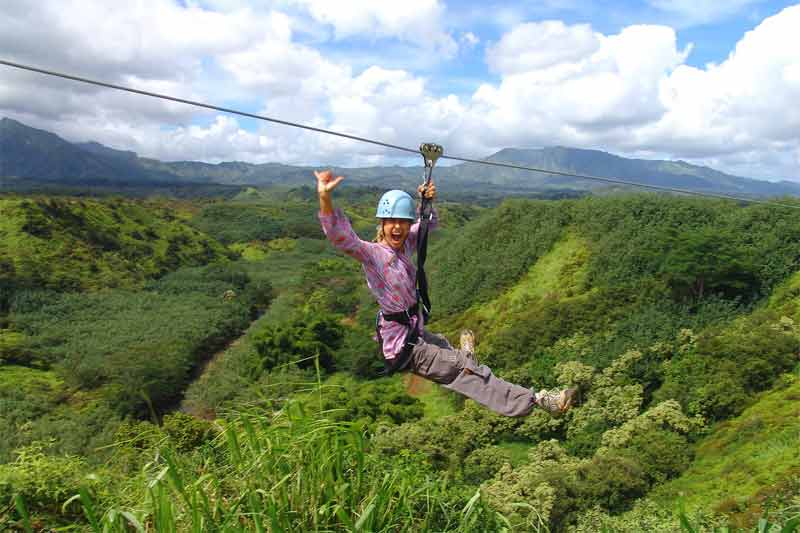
[{"left": 376, "top": 190, "right": 415, "bottom": 220}]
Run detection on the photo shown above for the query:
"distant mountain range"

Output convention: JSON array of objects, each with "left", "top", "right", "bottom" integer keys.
[{"left": 2, "top": 116, "right": 799, "bottom": 198}]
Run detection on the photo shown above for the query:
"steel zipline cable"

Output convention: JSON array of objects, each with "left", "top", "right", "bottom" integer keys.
[
  {"left": 0, "top": 59, "right": 418, "bottom": 157},
  {"left": 440, "top": 154, "right": 800, "bottom": 209},
  {"left": 2, "top": 58, "right": 799, "bottom": 210}
]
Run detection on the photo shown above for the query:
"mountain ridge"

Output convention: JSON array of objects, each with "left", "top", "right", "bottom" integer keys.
[{"left": 2, "top": 117, "right": 798, "bottom": 197}]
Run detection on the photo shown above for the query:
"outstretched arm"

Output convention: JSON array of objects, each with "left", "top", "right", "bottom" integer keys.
[
  {"left": 316, "top": 169, "right": 344, "bottom": 215},
  {"left": 315, "top": 169, "right": 374, "bottom": 265}
]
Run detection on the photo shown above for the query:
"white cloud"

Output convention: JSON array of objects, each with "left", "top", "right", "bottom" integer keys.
[
  {"left": 0, "top": 0, "right": 264, "bottom": 80},
  {"left": 0, "top": 0, "right": 281, "bottom": 128},
  {"left": 2, "top": 1, "right": 800, "bottom": 181},
  {"left": 249, "top": 65, "right": 468, "bottom": 165},
  {"left": 633, "top": 4, "right": 800, "bottom": 160},
  {"left": 487, "top": 21, "right": 601, "bottom": 73},
  {"left": 217, "top": 14, "right": 350, "bottom": 100},
  {"left": 289, "top": 0, "right": 457, "bottom": 56},
  {"left": 149, "top": 115, "right": 274, "bottom": 162},
  {"left": 474, "top": 22, "right": 690, "bottom": 148},
  {"left": 460, "top": 32, "right": 480, "bottom": 49}
]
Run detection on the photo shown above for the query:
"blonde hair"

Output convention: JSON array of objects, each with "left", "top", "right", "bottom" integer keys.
[{"left": 373, "top": 224, "right": 385, "bottom": 243}]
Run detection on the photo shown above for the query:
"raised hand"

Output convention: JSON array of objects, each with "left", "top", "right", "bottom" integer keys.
[
  {"left": 315, "top": 169, "right": 345, "bottom": 196},
  {"left": 418, "top": 180, "right": 437, "bottom": 201},
  {"left": 315, "top": 169, "right": 344, "bottom": 215}
]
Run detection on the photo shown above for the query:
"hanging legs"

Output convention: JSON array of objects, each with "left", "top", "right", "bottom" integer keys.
[{"left": 408, "top": 330, "right": 537, "bottom": 417}]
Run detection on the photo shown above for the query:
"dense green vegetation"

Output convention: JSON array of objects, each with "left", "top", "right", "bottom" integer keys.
[
  {"left": 0, "top": 263, "right": 268, "bottom": 462},
  {"left": 0, "top": 196, "right": 228, "bottom": 295},
  {"left": 2, "top": 188, "right": 800, "bottom": 531}
]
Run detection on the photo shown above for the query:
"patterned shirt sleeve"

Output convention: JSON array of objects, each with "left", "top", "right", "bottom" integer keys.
[{"left": 319, "top": 208, "right": 374, "bottom": 265}]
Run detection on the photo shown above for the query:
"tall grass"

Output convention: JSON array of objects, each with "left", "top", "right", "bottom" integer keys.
[
  {"left": 678, "top": 509, "right": 800, "bottom": 533},
  {"left": 46, "top": 402, "right": 505, "bottom": 532}
]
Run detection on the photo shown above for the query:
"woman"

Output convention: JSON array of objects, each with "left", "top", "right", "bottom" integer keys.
[{"left": 315, "top": 169, "right": 574, "bottom": 417}]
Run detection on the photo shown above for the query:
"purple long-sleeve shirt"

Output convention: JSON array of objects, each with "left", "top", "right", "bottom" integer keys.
[{"left": 319, "top": 207, "right": 438, "bottom": 359}]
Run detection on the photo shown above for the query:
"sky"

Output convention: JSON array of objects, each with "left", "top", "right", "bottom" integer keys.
[{"left": 1, "top": 0, "right": 799, "bottom": 181}]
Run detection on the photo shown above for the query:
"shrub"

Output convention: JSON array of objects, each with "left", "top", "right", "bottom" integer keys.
[
  {"left": 575, "top": 452, "right": 649, "bottom": 514},
  {"left": 0, "top": 330, "right": 29, "bottom": 365},
  {"left": 482, "top": 440, "right": 585, "bottom": 530},
  {"left": 252, "top": 311, "right": 344, "bottom": 373},
  {"left": 565, "top": 417, "right": 609, "bottom": 458},
  {"left": 463, "top": 446, "right": 513, "bottom": 484},
  {"left": 320, "top": 378, "right": 424, "bottom": 429},
  {"left": 0, "top": 442, "right": 109, "bottom": 519},
  {"left": 339, "top": 326, "right": 385, "bottom": 378},
  {"left": 373, "top": 402, "right": 516, "bottom": 472},
  {"left": 622, "top": 428, "right": 693, "bottom": 485},
  {"left": 161, "top": 412, "right": 217, "bottom": 452},
  {"left": 571, "top": 498, "right": 684, "bottom": 532}
]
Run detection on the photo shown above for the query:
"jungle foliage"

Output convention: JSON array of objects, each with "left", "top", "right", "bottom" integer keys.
[
  {"left": 0, "top": 196, "right": 229, "bottom": 297},
  {"left": 2, "top": 190, "right": 800, "bottom": 532}
]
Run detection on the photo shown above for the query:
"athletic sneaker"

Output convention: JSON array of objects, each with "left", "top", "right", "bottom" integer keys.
[
  {"left": 459, "top": 329, "right": 475, "bottom": 353},
  {"left": 534, "top": 388, "right": 577, "bottom": 416},
  {"left": 459, "top": 329, "right": 477, "bottom": 362}
]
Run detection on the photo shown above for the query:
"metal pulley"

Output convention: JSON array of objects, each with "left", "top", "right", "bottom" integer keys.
[
  {"left": 419, "top": 143, "right": 443, "bottom": 190},
  {"left": 420, "top": 143, "right": 443, "bottom": 172}
]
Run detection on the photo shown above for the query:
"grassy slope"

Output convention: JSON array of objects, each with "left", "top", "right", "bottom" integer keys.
[
  {"left": 0, "top": 196, "right": 227, "bottom": 290},
  {"left": 651, "top": 270, "right": 800, "bottom": 521},
  {"left": 652, "top": 376, "right": 800, "bottom": 519},
  {"left": 430, "top": 215, "right": 800, "bottom": 526},
  {"left": 432, "top": 231, "right": 591, "bottom": 349}
]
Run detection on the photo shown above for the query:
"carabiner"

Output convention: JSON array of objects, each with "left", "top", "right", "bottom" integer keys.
[
  {"left": 419, "top": 143, "right": 443, "bottom": 193},
  {"left": 420, "top": 143, "right": 443, "bottom": 169}
]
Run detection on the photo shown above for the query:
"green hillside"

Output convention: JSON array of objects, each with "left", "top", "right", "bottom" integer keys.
[
  {"left": 0, "top": 195, "right": 271, "bottom": 460},
  {"left": 2, "top": 190, "right": 800, "bottom": 531},
  {"left": 0, "top": 196, "right": 228, "bottom": 292},
  {"left": 653, "top": 376, "right": 800, "bottom": 529},
  {"left": 641, "top": 270, "right": 800, "bottom": 527}
]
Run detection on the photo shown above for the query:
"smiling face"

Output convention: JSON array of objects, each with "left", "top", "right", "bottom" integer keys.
[{"left": 381, "top": 218, "right": 412, "bottom": 251}]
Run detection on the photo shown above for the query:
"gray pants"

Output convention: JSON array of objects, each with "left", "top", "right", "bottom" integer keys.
[{"left": 408, "top": 330, "right": 536, "bottom": 417}]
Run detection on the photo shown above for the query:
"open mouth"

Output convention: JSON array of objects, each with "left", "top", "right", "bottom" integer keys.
[{"left": 390, "top": 232, "right": 403, "bottom": 245}]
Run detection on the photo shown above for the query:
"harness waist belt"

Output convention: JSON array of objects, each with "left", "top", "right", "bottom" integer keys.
[
  {"left": 381, "top": 303, "right": 419, "bottom": 326},
  {"left": 376, "top": 302, "right": 420, "bottom": 376}
]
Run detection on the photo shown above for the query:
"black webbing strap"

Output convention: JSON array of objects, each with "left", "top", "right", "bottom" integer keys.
[
  {"left": 416, "top": 143, "right": 441, "bottom": 321},
  {"left": 382, "top": 303, "right": 419, "bottom": 325},
  {"left": 416, "top": 196, "right": 432, "bottom": 322}
]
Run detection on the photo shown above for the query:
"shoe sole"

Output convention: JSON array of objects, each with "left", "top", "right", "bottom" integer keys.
[
  {"left": 459, "top": 330, "right": 475, "bottom": 353},
  {"left": 560, "top": 388, "right": 577, "bottom": 412}
]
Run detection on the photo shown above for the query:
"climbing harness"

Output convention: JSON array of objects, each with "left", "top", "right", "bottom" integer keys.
[
  {"left": 376, "top": 302, "right": 421, "bottom": 375},
  {"left": 376, "top": 143, "right": 443, "bottom": 375}
]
